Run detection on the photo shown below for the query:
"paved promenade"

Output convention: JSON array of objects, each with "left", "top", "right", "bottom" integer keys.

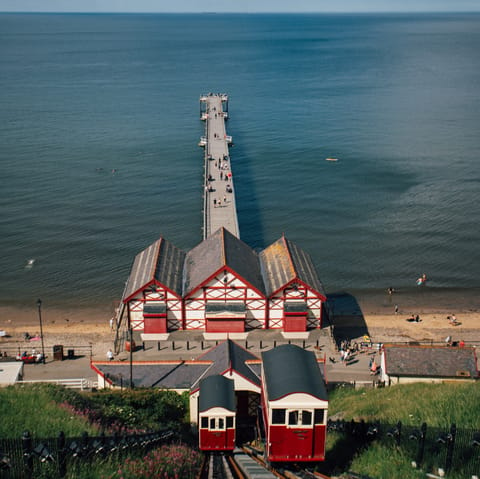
[
  {"left": 201, "top": 94, "right": 240, "bottom": 239},
  {"left": 17, "top": 326, "right": 377, "bottom": 387}
]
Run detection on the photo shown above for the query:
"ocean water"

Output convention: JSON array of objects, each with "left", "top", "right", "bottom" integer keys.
[{"left": 1, "top": 13, "right": 479, "bottom": 309}]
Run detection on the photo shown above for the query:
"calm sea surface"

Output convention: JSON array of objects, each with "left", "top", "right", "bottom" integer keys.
[{"left": 1, "top": 13, "right": 479, "bottom": 309}]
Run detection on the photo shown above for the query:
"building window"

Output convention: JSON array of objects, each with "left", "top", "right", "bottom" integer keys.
[
  {"left": 314, "top": 409, "right": 325, "bottom": 425},
  {"left": 288, "top": 410, "right": 299, "bottom": 426},
  {"left": 207, "top": 417, "right": 226, "bottom": 430},
  {"left": 302, "top": 410, "right": 312, "bottom": 426},
  {"left": 287, "top": 409, "right": 313, "bottom": 427},
  {"left": 272, "top": 409, "right": 286, "bottom": 425}
]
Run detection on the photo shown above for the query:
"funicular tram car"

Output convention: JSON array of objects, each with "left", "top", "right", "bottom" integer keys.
[
  {"left": 198, "top": 375, "right": 236, "bottom": 451},
  {"left": 261, "top": 344, "right": 328, "bottom": 462}
]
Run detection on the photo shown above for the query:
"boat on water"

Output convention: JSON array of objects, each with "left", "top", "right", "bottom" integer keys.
[{"left": 325, "top": 158, "right": 338, "bottom": 162}]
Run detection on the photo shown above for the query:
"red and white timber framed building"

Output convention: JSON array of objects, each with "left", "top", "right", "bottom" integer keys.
[{"left": 117, "top": 227, "right": 327, "bottom": 337}]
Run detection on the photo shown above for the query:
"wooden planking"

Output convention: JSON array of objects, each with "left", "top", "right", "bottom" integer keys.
[{"left": 201, "top": 94, "right": 240, "bottom": 239}]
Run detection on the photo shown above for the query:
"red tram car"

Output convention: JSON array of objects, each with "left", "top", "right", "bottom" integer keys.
[
  {"left": 261, "top": 344, "right": 328, "bottom": 462},
  {"left": 198, "top": 375, "right": 236, "bottom": 451}
]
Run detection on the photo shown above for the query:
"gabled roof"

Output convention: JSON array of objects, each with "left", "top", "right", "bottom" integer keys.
[
  {"left": 261, "top": 344, "right": 327, "bottom": 401},
  {"left": 91, "top": 361, "right": 210, "bottom": 389},
  {"left": 199, "top": 375, "right": 235, "bottom": 413},
  {"left": 192, "top": 339, "right": 261, "bottom": 390},
  {"left": 383, "top": 345, "right": 478, "bottom": 379},
  {"left": 259, "top": 236, "right": 326, "bottom": 298},
  {"left": 183, "top": 228, "right": 265, "bottom": 297},
  {"left": 91, "top": 340, "right": 262, "bottom": 392},
  {"left": 124, "top": 237, "right": 186, "bottom": 301}
]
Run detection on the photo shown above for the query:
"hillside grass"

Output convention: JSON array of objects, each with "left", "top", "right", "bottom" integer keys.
[
  {"left": 322, "top": 382, "right": 480, "bottom": 479},
  {"left": 328, "top": 382, "right": 480, "bottom": 428},
  {"left": 0, "top": 384, "right": 99, "bottom": 438}
]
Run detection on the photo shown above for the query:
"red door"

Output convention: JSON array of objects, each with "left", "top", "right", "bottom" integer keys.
[
  {"left": 283, "top": 314, "right": 307, "bottom": 332},
  {"left": 144, "top": 316, "right": 167, "bottom": 333}
]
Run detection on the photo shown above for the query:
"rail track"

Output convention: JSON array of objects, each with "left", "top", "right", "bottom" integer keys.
[{"left": 199, "top": 449, "right": 332, "bottom": 479}]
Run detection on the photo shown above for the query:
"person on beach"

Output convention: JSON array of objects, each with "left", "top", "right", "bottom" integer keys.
[
  {"left": 394, "top": 304, "right": 399, "bottom": 314},
  {"left": 387, "top": 287, "right": 394, "bottom": 295},
  {"left": 449, "top": 314, "right": 458, "bottom": 325},
  {"left": 107, "top": 349, "right": 114, "bottom": 361},
  {"left": 109, "top": 318, "right": 114, "bottom": 330}
]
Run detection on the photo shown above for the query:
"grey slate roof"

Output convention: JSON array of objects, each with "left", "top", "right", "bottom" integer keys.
[
  {"left": 183, "top": 228, "right": 265, "bottom": 297},
  {"left": 92, "top": 340, "right": 262, "bottom": 391},
  {"left": 261, "top": 344, "right": 327, "bottom": 401},
  {"left": 192, "top": 339, "right": 261, "bottom": 390},
  {"left": 95, "top": 362, "right": 210, "bottom": 389},
  {"left": 384, "top": 346, "right": 479, "bottom": 379},
  {"left": 199, "top": 375, "right": 236, "bottom": 413},
  {"left": 259, "top": 236, "right": 326, "bottom": 298},
  {"left": 124, "top": 237, "right": 186, "bottom": 300}
]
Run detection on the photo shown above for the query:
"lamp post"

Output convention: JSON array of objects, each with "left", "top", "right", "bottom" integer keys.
[{"left": 36, "top": 299, "right": 46, "bottom": 364}]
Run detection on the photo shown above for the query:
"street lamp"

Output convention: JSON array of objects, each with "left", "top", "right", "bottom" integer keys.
[{"left": 36, "top": 299, "right": 46, "bottom": 363}]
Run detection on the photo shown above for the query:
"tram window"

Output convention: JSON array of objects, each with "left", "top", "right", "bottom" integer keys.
[
  {"left": 272, "top": 409, "right": 286, "bottom": 425},
  {"left": 218, "top": 418, "right": 225, "bottom": 430},
  {"left": 210, "top": 418, "right": 215, "bottom": 429},
  {"left": 226, "top": 417, "right": 234, "bottom": 428},
  {"left": 288, "top": 410, "right": 299, "bottom": 426},
  {"left": 201, "top": 417, "right": 208, "bottom": 428},
  {"left": 314, "top": 409, "right": 325, "bottom": 425},
  {"left": 302, "top": 410, "right": 312, "bottom": 426}
]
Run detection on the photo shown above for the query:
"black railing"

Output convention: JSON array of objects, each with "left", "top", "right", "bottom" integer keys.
[
  {"left": 0, "top": 429, "right": 174, "bottom": 479},
  {"left": 327, "top": 419, "right": 480, "bottom": 477}
]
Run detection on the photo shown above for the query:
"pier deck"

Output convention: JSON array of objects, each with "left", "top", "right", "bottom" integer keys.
[{"left": 200, "top": 94, "right": 240, "bottom": 239}]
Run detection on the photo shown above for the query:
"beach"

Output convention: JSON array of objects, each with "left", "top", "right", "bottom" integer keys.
[
  {"left": 1, "top": 287, "right": 479, "bottom": 362},
  {"left": 0, "top": 304, "right": 115, "bottom": 359}
]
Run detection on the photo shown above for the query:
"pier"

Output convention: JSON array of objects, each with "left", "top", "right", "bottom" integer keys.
[{"left": 199, "top": 93, "right": 240, "bottom": 239}]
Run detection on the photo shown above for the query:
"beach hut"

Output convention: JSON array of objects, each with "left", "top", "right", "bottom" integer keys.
[
  {"left": 121, "top": 237, "right": 185, "bottom": 337},
  {"left": 259, "top": 235, "right": 327, "bottom": 331},
  {"left": 183, "top": 228, "right": 267, "bottom": 332}
]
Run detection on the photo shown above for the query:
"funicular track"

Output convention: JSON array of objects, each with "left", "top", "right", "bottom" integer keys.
[{"left": 200, "top": 448, "right": 332, "bottom": 479}]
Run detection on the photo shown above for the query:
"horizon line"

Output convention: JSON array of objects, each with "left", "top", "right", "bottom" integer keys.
[{"left": 1, "top": 10, "right": 480, "bottom": 14}]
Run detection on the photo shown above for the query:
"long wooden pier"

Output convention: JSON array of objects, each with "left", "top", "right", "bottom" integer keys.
[{"left": 199, "top": 94, "right": 240, "bottom": 239}]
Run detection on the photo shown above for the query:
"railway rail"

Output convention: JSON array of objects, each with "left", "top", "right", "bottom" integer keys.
[{"left": 199, "top": 449, "right": 333, "bottom": 479}]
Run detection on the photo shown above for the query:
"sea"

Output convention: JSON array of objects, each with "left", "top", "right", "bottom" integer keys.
[{"left": 1, "top": 13, "right": 479, "bottom": 311}]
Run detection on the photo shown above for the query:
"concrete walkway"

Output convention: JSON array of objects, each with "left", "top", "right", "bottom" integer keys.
[{"left": 17, "top": 325, "right": 377, "bottom": 387}]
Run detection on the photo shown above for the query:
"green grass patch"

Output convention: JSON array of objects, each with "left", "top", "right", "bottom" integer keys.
[
  {"left": 328, "top": 382, "right": 480, "bottom": 428},
  {"left": 319, "top": 382, "right": 480, "bottom": 479},
  {"left": 0, "top": 384, "right": 98, "bottom": 438}
]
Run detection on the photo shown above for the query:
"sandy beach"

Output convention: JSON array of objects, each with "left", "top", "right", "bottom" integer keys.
[
  {"left": 1, "top": 287, "right": 479, "bottom": 361},
  {"left": 0, "top": 304, "right": 115, "bottom": 359}
]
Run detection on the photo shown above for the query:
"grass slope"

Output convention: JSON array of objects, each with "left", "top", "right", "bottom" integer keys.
[
  {"left": 328, "top": 382, "right": 480, "bottom": 428},
  {"left": 323, "top": 382, "right": 480, "bottom": 479}
]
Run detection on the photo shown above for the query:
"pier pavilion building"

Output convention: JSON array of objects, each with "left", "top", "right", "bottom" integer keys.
[{"left": 118, "top": 227, "right": 326, "bottom": 338}]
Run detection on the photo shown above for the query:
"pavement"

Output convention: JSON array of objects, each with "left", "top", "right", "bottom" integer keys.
[{"left": 15, "top": 323, "right": 377, "bottom": 387}]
